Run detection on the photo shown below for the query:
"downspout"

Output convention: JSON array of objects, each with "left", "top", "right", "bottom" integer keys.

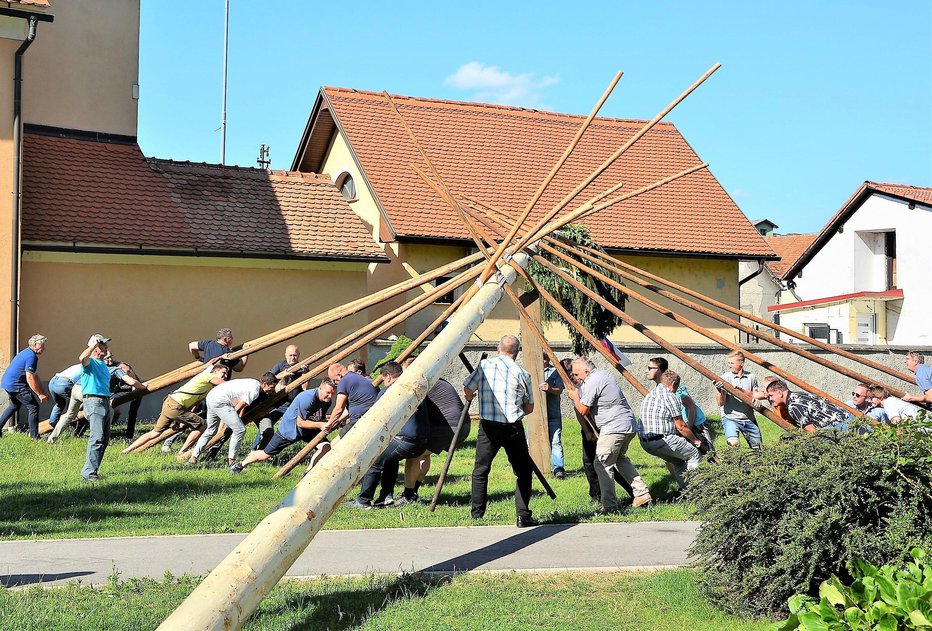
[
  {"left": 736, "top": 260, "right": 765, "bottom": 329},
  {"left": 10, "top": 15, "right": 38, "bottom": 357}
]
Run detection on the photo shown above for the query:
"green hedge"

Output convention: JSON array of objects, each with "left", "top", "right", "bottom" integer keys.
[{"left": 689, "top": 417, "right": 932, "bottom": 618}]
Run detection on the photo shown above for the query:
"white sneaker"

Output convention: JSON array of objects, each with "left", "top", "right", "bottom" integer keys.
[{"left": 160, "top": 443, "right": 172, "bottom": 453}]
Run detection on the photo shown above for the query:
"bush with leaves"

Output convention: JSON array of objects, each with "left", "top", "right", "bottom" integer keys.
[
  {"left": 371, "top": 335, "right": 414, "bottom": 379},
  {"left": 771, "top": 548, "right": 932, "bottom": 630},
  {"left": 689, "top": 416, "right": 932, "bottom": 618}
]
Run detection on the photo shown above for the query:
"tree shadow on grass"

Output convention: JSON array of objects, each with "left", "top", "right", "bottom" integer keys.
[
  {"left": 265, "top": 526, "right": 572, "bottom": 630},
  {"left": 0, "top": 478, "right": 269, "bottom": 537},
  {"left": 262, "top": 573, "right": 452, "bottom": 631}
]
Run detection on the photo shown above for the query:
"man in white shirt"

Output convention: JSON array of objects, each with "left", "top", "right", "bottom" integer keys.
[
  {"left": 869, "top": 385, "right": 922, "bottom": 424},
  {"left": 188, "top": 372, "right": 277, "bottom": 465}
]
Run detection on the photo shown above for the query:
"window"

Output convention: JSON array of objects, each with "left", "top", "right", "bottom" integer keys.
[
  {"left": 335, "top": 172, "right": 357, "bottom": 202},
  {"left": 434, "top": 276, "right": 456, "bottom": 304}
]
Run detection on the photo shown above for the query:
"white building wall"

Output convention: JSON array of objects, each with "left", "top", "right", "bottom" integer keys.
[{"left": 792, "top": 193, "right": 932, "bottom": 346}]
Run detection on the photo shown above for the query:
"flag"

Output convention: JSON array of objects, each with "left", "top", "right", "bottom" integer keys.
[{"left": 599, "top": 337, "right": 632, "bottom": 367}]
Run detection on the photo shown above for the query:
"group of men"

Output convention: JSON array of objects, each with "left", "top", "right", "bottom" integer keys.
[{"left": 1, "top": 327, "right": 929, "bottom": 520}]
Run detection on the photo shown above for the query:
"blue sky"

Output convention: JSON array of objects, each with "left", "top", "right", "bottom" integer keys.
[{"left": 138, "top": 1, "right": 931, "bottom": 235}]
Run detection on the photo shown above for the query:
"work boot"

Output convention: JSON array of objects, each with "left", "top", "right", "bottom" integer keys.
[{"left": 632, "top": 493, "right": 653, "bottom": 508}]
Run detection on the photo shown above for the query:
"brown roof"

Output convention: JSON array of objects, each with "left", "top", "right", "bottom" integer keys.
[
  {"left": 296, "top": 87, "right": 775, "bottom": 259},
  {"left": 783, "top": 181, "right": 932, "bottom": 280},
  {"left": 22, "top": 130, "right": 386, "bottom": 262},
  {"left": 10, "top": 0, "right": 51, "bottom": 7},
  {"left": 765, "top": 233, "right": 816, "bottom": 279}
]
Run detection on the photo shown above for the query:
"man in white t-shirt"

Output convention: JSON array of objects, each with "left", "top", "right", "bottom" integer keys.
[
  {"left": 188, "top": 372, "right": 277, "bottom": 465},
  {"left": 869, "top": 385, "right": 922, "bottom": 424}
]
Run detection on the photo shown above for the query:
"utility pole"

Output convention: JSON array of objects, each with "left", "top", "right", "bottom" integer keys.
[{"left": 220, "top": 0, "right": 230, "bottom": 165}]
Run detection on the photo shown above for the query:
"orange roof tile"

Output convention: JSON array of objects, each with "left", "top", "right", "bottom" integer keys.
[
  {"left": 765, "top": 233, "right": 816, "bottom": 279},
  {"left": 783, "top": 181, "right": 932, "bottom": 279},
  {"left": 870, "top": 182, "right": 932, "bottom": 206},
  {"left": 305, "top": 87, "right": 774, "bottom": 259},
  {"left": 22, "top": 131, "right": 386, "bottom": 262},
  {"left": 11, "top": 0, "right": 51, "bottom": 7}
]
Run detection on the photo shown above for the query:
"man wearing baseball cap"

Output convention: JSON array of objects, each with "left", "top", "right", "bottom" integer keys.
[{"left": 79, "top": 334, "right": 116, "bottom": 481}]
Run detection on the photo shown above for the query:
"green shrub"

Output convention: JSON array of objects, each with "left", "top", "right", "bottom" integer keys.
[
  {"left": 371, "top": 335, "right": 414, "bottom": 378},
  {"left": 689, "top": 416, "right": 932, "bottom": 618},
  {"left": 771, "top": 548, "right": 932, "bottom": 630}
]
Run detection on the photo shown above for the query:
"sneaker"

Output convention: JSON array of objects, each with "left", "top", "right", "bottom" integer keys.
[
  {"left": 83, "top": 473, "right": 100, "bottom": 482},
  {"left": 395, "top": 495, "right": 420, "bottom": 506},
  {"left": 594, "top": 504, "right": 620, "bottom": 516},
  {"left": 632, "top": 493, "right": 653, "bottom": 508},
  {"left": 229, "top": 462, "right": 245, "bottom": 475},
  {"left": 348, "top": 499, "right": 372, "bottom": 510},
  {"left": 553, "top": 467, "right": 567, "bottom": 480},
  {"left": 373, "top": 495, "right": 394, "bottom": 508},
  {"left": 160, "top": 443, "right": 172, "bottom": 453}
]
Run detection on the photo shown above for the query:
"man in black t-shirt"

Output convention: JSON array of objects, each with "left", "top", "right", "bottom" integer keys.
[
  {"left": 188, "top": 327, "right": 247, "bottom": 373},
  {"left": 765, "top": 380, "right": 848, "bottom": 432}
]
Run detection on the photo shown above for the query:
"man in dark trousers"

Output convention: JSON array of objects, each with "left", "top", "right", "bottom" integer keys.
[
  {"left": 0, "top": 334, "right": 50, "bottom": 438},
  {"left": 400, "top": 356, "right": 465, "bottom": 504},
  {"left": 464, "top": 335, "right": 538, "bottom": 528}
]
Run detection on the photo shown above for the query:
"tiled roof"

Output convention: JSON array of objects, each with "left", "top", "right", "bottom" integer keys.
[
  {"left": 22, "top": 131, "right": 386, "bottom": 261},
  {"left": 311, "top": 87, "right": 775, "bottom": 259},
  {"left": 765, "top": 233, "right": 817, "bottom": 279},
  {"left": 783, "top": 181, "right": 932, "bottom": 280},
  {"left": 11, "top": 0, "right": 51, "bottom": 7},
  {"left": 870, "top": 182, "right": 932, "bottom": 206}
]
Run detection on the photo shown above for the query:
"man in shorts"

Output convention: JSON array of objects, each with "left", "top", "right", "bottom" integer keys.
[{"left": 124, "top": 364, "right": 229, "bottom": 453}]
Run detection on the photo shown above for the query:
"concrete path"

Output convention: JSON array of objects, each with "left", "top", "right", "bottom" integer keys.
[{"left": 0, "top": 521, "right": 698, "bottom": 587}]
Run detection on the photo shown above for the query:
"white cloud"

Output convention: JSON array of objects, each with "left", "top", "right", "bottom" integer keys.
[{"left": 444, "top": 62, "right": 559, "bottom": 110}]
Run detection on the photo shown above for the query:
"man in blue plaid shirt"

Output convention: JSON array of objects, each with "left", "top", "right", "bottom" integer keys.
[
  {"left": 464, "top": 335, "right": 538, "bottom": 527},
  {"left": 638, "top": 370, "right": 702, "bottom": 491}
]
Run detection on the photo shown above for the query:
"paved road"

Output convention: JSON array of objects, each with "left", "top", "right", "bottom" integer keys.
[{"left": 0, "top": 521, "right": 698, "bottom": 588}]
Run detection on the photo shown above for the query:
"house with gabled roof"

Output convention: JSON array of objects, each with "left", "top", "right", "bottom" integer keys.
[
  {"left": 769, "top": 182, "right": 932, "bottom": 346},
  {"left": 292, "top": 86, "right": 776, "bottom": 343}
]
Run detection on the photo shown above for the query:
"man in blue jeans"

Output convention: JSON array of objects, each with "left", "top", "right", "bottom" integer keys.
[
  {"left": 539, "top": 356, "right": 566, "bottom": 479},
  {"left": 0, "top": 334, "right": 50, "bottom": 438},
  {"left": 349, "top": 362, "right": 428, "bottom": 509},
  {"left": 79, "top": 334, "right": 116, "bottom": 481},
  {"left": 713, "top": 350, "right": 761, "bottom": 450}
]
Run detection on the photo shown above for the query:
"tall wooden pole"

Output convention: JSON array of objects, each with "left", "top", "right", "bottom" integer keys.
[
  {"left": 157, "top": 251, "right": 534, "bottom": 631},
  {"left": 519, "top": 295, "right": 552, "bottom": 472}
]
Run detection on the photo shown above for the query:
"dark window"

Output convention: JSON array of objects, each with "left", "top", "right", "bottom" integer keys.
[
  {"left": 434, "top": 276, "right": 456, "bottom": 304},
  {"left": 884, "top": 231, "right": 897, "bottom": 290}
]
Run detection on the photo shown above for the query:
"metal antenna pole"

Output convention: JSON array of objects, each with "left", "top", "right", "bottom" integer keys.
[{"left": 220, "top": 0, "right": 230, "bottom": 165}]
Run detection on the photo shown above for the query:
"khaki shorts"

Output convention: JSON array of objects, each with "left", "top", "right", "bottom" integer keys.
[{"left": 153, "top": 396, "right": 206, "bottom": 432}]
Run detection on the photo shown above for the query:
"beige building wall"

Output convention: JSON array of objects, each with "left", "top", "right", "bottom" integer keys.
[
  {"left": 23, "top": 0, "right": 139, "bottom": 136},
  {"left": 20, "top": 252, "right": 371, "bottom": 382},
  {"left": 0, "top": 37, "right": 18, "bottom": 364}
]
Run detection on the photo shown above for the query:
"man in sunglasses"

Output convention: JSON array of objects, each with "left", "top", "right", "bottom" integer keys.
[{"left": 844, "top": 383, "right": 889, "bottom": 424}]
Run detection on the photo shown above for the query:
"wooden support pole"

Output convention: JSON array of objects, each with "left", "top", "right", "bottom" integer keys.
[
  {"left": 125, "top": 428, "right": 180, "bottom": 454},
  {"left": 246, "top": 267, "right": 481, "bottom": 425},
  {"left": 549, "top": 238, "right": 915, "bottom": 406},
  {"left": 383, "top": 72, "right": 622, "bottom": 316},
  {"left": 111, "top": 252, "right": 484, "bottom": 408},
  {"left": 534, "top": 240, "right": 860, "bottom": 417},
  {"left": 529, "top": 254, "right": 794, "bottom": 430},
  {"left": 273, "top": 430, "right": 329, "bottom": 479},
  {"left": 467, "top": 206, "right": 647, "bottom": 397},
  {"left": 519, "top": 64, "right": 720, "bottom": 249},
  {"left": 520, "top": 294, "right": 552, "bottom": 473},
  {"left": 157, "top": 251, "right": 533, "bottom": 631},
  {"left": 570, "top": 241, "right": 922, "bottom": 389}
]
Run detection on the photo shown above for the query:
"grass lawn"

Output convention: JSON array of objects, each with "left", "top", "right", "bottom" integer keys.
[
  {"left": 0, "top": 569, "right": 772, "bottom": 630},
  {"left": 0, "top": 416, "right": 784, "bottom": 540}
]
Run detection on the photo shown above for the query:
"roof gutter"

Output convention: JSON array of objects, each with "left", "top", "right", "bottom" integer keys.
[{"left": 8, "top": 10, "right": 50, "bottom": 359}]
